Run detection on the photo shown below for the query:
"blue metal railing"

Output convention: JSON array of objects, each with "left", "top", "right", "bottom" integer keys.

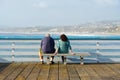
[{"left": 0, "top": 36, "right": 120, "bottom": 63}]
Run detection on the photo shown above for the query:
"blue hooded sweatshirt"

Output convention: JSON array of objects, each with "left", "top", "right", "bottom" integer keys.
[{"left": 41, "top": 36, "right": 55, "bottom": 53}]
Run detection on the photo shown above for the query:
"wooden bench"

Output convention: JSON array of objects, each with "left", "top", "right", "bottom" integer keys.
[{"left": 42, "top": 52, "right": 91, "bottom": 65}]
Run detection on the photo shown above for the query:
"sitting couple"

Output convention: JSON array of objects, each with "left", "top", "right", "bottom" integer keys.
[{"left": 39, "top": 33, "right": 73, "bottom": 64}]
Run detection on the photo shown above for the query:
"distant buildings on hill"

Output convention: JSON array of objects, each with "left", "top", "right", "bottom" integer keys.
[{"left": 0, "top": 20, "right": 120, "bottom": 34}]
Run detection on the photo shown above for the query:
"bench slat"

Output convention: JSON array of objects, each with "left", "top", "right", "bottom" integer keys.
[{"left": 42, "top": 53, "right": 90, "bottom": 57}]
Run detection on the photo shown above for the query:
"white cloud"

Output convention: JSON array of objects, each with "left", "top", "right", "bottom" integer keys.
[
  {"left": 33, "top": 2, "right": 48, "bottom": 8},
  {"left": 94, "top": 0, "right": 120, "bottom": 6}
]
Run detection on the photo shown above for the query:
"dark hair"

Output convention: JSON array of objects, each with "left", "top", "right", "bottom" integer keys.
[{"left": 60, "top": 34, "right": 68, "bottom": 41}]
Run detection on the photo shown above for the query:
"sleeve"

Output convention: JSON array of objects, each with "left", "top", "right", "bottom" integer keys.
[
  {"left": 57, "top": 40, "right": 60, "bottom": 48},
  {"left": 68, "top": 41, "right": 72, "bottom": 50}
]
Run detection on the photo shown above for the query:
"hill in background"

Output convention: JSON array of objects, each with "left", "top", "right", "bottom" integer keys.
[{"left": 0, "top": 20, "right": 120, "bottom": 35}]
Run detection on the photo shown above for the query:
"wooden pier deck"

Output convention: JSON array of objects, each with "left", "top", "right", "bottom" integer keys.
[{"left": 0, "top": 62, "right": 120, "bottom": 80}]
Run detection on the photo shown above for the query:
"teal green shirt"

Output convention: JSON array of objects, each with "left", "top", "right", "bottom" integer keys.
[{"left": 57, "top": 40, "right": 72, "bottom": 53}]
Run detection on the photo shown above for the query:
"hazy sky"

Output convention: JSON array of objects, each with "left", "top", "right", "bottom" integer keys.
[{"left": 0, "top": 0, "right": 120, "bottom": 27}]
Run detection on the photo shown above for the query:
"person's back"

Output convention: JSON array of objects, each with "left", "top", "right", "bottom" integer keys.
[
  {"left": 40, "top": 33, "right": 55, "bottom": 64},
  {"left": 41, "top": 36, "right": 55, "bottom": 53},
  {"left": 57, "top": 39, "right": 71, "bottom": 53}
]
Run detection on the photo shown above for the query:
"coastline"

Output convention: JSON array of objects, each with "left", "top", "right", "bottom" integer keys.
[{"left": 0, "top": 31, "right": 120, "bottom": 36}]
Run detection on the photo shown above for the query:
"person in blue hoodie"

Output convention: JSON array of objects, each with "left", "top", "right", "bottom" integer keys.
[{"left": 39, "top": 33, "right": 55, "bottom": 64}]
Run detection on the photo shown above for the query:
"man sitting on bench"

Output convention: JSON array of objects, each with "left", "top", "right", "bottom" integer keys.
[{"left": 39, "top": 33, "right": 55, "bottom": 64}]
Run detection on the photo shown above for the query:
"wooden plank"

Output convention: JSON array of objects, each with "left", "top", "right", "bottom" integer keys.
[
  {"left": 37, "top": 64, "right": 50, "bottom": 80},
  {"left": 26, "top": 63, "right": 41, "bottom": 80},
  {"left": 75, "top": 64, "right": 91, "bottom": 80},
  {"left": 15, "top": 63, "right": 37, "bottom": 80},
  {"left": 0, "top": 63, "right": 21, "bottom": 80},
  {"left": 67, "top": 64, "right": 80, "bottom": 80},
  {"left": 107, "top": 64, "right": 120, "bottom": 80},
  {"left": 48, "top": 64, "right": 58, "bottom": 80},
  {"left": 1, "top": 63, "right": 120, "bottom": 80},
  {"left": 84, "top": 65, "right": 102, "bottom": 80},
  {"left": 101, "top": 64, "right": 120, "bottom": 80},
  {"left": 91, "top": 64, "right": 114, "bottom": 80},
  {"left": 4, "top": 63, "right": 27, "bottom": 80},
  {"left": 59, "top": 64, "right": 69, "bottom": 80}
]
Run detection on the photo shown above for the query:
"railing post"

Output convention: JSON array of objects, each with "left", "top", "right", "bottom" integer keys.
[
  {"left": 12, "top": 42, "right": 15, "bottom": 62},
  {"left": 96, "top": 42, "right": 100, "bottom": 63}
]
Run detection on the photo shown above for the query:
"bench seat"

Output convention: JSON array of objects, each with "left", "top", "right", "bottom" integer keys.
[{"left": 42, "top": 52, "right": 91, "bottom": 64}]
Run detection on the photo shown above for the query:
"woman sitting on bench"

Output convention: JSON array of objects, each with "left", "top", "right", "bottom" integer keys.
[{"left": 54, "top": 34, "right": 73, "bottom": 64}]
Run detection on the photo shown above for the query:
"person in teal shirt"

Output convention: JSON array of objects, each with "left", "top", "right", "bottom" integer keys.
[{"left": 55, "top": 34, "right": 72, "bottom": 64}]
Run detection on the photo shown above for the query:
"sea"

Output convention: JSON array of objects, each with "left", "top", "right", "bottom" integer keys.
[{"left": 1, "top": 33, "right": 120, "bottom": 40}]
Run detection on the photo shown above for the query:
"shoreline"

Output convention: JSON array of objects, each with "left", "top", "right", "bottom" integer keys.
[{"left": 0, "top": 31, "right": 120, "bottom": 36}]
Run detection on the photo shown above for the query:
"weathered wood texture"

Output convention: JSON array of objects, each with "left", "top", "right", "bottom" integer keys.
[{"left": 0, "top": 63, "right": 120, "bottom": 80}]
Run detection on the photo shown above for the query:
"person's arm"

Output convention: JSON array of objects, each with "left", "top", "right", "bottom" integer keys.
[
  {"left": 54, "top": 48, "right": 59, "bottom": 55},
  {"left": 68, "top": 41, "right": 74, "bottom": 54},
  {"left": 54, "top": 40, "right": 60, "bottom": 55}
]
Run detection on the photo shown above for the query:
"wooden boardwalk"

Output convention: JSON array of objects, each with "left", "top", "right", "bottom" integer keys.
[{"left": 0, "top": 63, "right": 120, "bottom": 80}]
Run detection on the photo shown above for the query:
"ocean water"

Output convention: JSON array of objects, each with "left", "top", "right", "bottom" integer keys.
[{"left": 1, "top": 33, "right": 120, "bottom": 40}]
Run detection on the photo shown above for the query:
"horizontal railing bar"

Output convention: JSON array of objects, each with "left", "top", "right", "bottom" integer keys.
[
  {"left": 13, "top": 46, "right": 40, "bottom": 49},
  {"left": 14, "top": 55, "right": 39, "bottom": 58},
  {"left": 98, "top": 46, "right": 120, "bottom": 49},
  {"left": 1, "top": 45, "right": 120, "bottom": 49},
  {"left": 73, "top": 46, "right": 120, "bottom": 49},
  {"left": 14, "top": 52, "right": 38, "bottom": 55},
  {"left": 0, "top": 40, "right": 41, "bottom": 42},
  {"left": 0, "top": 46, "right": 12, "bottom": 48},
  {"left": 0, "top": 55, "right": 12, "bottom": 58},
  {"left": 1, "top": 40, "right": 120, "bottom": 42},
  {"left": 97, "top": 52, "right": 120, "bottom": 55}
]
